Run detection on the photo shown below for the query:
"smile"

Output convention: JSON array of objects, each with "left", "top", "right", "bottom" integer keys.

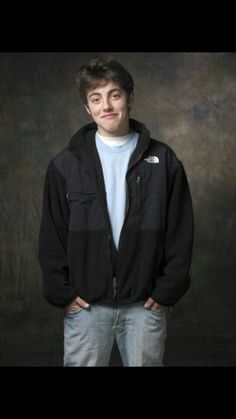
[{"left": 101, "top": 114, "right": 117, "bottom": 119}]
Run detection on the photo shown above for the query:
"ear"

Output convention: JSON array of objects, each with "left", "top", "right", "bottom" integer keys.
[
  {"left": 84, "top": 104, "right": 91, "bottom": 115},
  {"left": 128, "top": 92, "right": 134, "bottom": 108}
]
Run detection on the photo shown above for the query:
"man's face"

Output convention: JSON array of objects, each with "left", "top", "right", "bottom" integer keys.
[{"left": 85, "top": 81, "right": 133, "bottom": 137}]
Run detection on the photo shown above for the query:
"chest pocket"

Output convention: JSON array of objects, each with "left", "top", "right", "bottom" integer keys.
[{"left": 67, "top": 191, "right": 96, "bottom": 231}]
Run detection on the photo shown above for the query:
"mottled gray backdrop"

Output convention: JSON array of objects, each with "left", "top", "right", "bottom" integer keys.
[{"left": 0, "top": 52, "right": 235, "bottom": 366}]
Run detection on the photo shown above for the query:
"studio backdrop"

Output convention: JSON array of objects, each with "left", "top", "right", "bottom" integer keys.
[{"left": 0, "top": 52, "right": 235, "bottom": 366}]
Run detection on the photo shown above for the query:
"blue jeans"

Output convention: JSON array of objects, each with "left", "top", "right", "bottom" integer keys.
[{"left": 64, "top": 301, "right": 167, "bottom": 366}]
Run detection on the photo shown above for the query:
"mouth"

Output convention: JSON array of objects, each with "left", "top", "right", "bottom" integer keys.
[{"left": 101, "top": 113, "right": 117, "bottom": 119}]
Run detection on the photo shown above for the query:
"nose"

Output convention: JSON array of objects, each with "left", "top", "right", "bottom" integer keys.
[{"left": 102, "top": 97, "right": 113, "bottom": 112}]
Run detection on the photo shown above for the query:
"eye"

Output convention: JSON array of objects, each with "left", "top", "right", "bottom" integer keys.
[{"left": 92, "top": 97, "right": 101, "bottom": 104}]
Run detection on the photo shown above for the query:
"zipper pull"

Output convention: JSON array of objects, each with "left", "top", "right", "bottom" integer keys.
[{"left": 136, "top": 176, "right": 140, "bottom": 183}]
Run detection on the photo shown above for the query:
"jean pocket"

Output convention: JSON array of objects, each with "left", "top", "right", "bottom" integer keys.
[
  {"left": 65, "top": 306, "right": 83, "bottom": 316},
  {"left": 149, "top": 306, "right": 165, "bottom": 314}
]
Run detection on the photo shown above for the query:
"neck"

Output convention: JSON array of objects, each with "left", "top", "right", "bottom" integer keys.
[{"left": 97, "top": 131, "right": 133, "bottom": 147}]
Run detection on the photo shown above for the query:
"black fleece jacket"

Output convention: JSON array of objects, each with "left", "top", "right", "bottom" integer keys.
[{"left": 38, "top": 119, "right": 194, "bottom": 308}]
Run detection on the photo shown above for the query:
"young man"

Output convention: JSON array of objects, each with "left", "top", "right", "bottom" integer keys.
[{"left": 38, "top": 57, "right": 194, "bottom": 366}]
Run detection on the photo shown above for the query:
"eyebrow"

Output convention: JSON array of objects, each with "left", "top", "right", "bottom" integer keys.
[{"left": 88, "top": 88, "right": 122, "bottom": 99}]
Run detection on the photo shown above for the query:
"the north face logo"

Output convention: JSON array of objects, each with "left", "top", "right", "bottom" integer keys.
[{"left": 144, "top": 156, "right": 159, "bottom": 163}]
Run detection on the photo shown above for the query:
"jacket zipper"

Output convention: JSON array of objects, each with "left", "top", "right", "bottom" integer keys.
[
  {"left": 136, "top": 175, "right": 141, "bottom": 214},
  {"left": 113, "top": 276, "right": 117, "bottom": 299}
]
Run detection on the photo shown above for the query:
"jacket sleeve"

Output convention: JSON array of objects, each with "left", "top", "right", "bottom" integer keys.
[
  {"left": 38, "top": 159, "right": 77, "bottom": 308},
  {"left": 151, "top": 157, "right": 194, "bottom": 306}
]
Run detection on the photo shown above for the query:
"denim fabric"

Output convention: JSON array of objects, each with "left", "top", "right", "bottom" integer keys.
[{"left": 64, "top": 301, "right": 166, "bottom": 366}]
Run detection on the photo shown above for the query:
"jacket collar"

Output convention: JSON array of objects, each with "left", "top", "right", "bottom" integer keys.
[
  {"left": 68, "top": 119, "right": 151, "bottom": 200},
  {"left": 69, "top": 118, "right": 150, "bottom": 162}
]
